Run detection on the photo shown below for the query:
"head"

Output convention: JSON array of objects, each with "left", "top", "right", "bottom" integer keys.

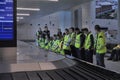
[
  {"left": 63, "top": 33, "right": 66, "bottom": 37},
  {"left": 58, "top": 28, "right": 61, "bottom": 32},
  {"left": 53, "top": 34, "right": 57, "bottom": 40},
  {"left": 95, "top": 25, "right": 101, "bottom": 33},
  {"left": 44, "top": 26, "right": 48, "bottom": 31},
  {"left": 83, "top": 28, "right": 89, "bottom": 35},
  {"left": 56, "top": 35, "right": 60, "bottom": 40},
  {"left": 65, "top": 28, "right": 69, "bottom": 35},
  {"left": 75, "top": 28, "right": 80, "bottom": 34},
  {"left": 69, "top": 27, "right": 74, "bottom": 33}
]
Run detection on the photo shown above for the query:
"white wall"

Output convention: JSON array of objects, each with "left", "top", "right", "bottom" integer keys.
[{"left": 17, "top": 11, "right": 72, "bottom": 40}]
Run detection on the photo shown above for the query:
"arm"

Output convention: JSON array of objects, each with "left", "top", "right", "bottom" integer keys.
[
  {"left": 80, "top": 34, "right": 85, "bottom": 48},
  {"left": 90, "top": 34, "right": 94, "bottom": 49}
]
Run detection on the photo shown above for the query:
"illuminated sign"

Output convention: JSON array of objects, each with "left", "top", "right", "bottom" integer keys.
[{"left": 0, "top": 0, "right": 13, "bottom": 40}]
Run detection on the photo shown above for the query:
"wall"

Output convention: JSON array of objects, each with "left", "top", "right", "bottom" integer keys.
[
  {"left": 17, "top": 11, "right": 72, "bottom": 40},
  {"left": 72, "top": 0, "right": 119, "bottom": 43}
]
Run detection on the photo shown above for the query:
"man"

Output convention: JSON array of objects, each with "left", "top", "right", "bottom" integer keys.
[
  {"left": 75, "top": 28, "right": 85, "bottom": 59},
  {"left": 94, "top": 25, "right": 107, "bottom": 67},
  {"left": 83, "top": 28, "right": 94, "bottom": 63},
  {"left": 107, "top": 44, "right": 120, "bottom": 61},
  {"left": 36, "top": 27, "right": 42, "bottom": 46},
  {"left": 69, "top": 27, "right": 76, "bottom": 57},
  {"left": 43, "top": 25, "right": 50, "bottom": 39},
  {"left": 57, "top": 28, "right": 62, "bottom": 39},
  {"left": 63, "top": 29, "right": 71, "bottom": 56}
]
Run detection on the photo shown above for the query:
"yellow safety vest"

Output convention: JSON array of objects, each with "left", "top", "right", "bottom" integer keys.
[
  {"left": 75, "top": 34, "right": 81, "bottom": 48},
  {"left": 84, "top": 33, "right": 92, "bottom": 50},
  {"left": 70, "top": 32, "right": 76, "bottom": 46},
  {"left": 95, "top": 31, "right": 107, "bottom": 54},
  {"left": 63, "top": 34, "right": 70, "bottom": 50}
]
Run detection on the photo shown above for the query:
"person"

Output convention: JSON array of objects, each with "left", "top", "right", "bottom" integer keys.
[
  {"left": 57, "top": 28, "right": 62, "bottom": 39},
  {"left": 83, "top": 28, "right": 94, "bottom": 63},
  {"left": 107, "top": 44, "right": 120, "bottom": 61},
  {"left": 63, "top": 29, "right": 71, "bottom": 56},
  {"left": 51, "top": 35, "right": 61, "bottom": 53},
  {"left": 36, "top": 27, "right": 43, "bottom": 46},
  {"left": 43, "top": 25, "right": 50, "bottom": 39},
  {"left": 94, "top": 25, "right": 107, "bottom": 67},
  {"left": 74, "top": 28, "right": 85, "bottom": 59},
  {"left": 69, "top": 27, "right": 76, "bottom": 57}
]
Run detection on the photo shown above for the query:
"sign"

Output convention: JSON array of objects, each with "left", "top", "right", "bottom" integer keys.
[{"left": 0, "top": 0, "right": 13, "bottom": 40}]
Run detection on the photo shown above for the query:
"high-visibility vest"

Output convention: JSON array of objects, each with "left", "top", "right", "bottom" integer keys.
[
  {"left": 59, "top": 41, "right": 65, "bottom": 55},
  {"left": 95, "top": 31, "right": 107, "bottom": 54},
  {"left": 39, "top": 38, "right": 45, "bottom": 48},
  {"left": 63, "top": 34, "right": 70, "bottom": 50},
  {"left": 84, "top": 33, "right": 92, "bottom": 50},
  {"left": 75, "top": 34, "right": 81, "bottom": 48},
  {"left": 70, "top": 32, "right": 76, "bottom": 46},
  {"left": 51, "top": 40, "right": 60, "bottom": 51},
  {"left": 36, "top": 32, "right": 39, "bottom": 36},
  {"left": 45, "top": 41, "right": 52, "bottom": 50}
]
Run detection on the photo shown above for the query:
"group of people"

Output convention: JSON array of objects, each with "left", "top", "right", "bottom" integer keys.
[{"left": 36, "top": 25, "right": 107, "bottom": 67}]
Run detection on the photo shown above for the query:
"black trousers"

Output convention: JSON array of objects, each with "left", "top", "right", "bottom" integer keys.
[
  {"left": 70, "top": 45, "right": 76, "bottom": 57},
  {"left": 109, "top": 49, "right": 120, "bottom": 60},
  {"left": 85, "top": 50, "right": 94, "bottom": 63},
  {"left": 75, "top": 48, "right": 85, "bottom": 60}
]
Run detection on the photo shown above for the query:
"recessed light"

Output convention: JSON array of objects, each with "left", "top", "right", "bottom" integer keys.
[
  {"left": 17, "top": 17, "right": 24, "bottom": 20},
  {"left": 17, "top": 13, "right": 30, "bottom": 16},
  {"left": 17, "top": 7, "right": 40, "bottom": 11}
]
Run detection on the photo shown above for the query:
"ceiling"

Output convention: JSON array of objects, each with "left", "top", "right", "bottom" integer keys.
[{"left": 17, "top": 0, "right": 92, "bottom": 24}]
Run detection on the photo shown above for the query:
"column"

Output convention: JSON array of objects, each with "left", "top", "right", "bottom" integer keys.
[{"left": 118, "top": 0, "right": 120, "bottom": 43}]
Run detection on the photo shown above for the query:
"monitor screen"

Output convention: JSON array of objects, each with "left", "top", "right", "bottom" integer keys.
[
  {"left": 0, "top": 0, "right": 16, "bottom": 47},
  {"left": 0, "top": 0, "right": 14, "bottom": 40}
]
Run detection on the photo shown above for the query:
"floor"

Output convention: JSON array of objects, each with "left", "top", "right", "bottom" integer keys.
[
  {"left": 0, "top": 41, "right": 75, "bottom": 73},
  {"left": 0, "top": 41, "right": 120, "bottom": 74},
  {"left": 93, "top": 55, "right": 120, "bottom": 74}
]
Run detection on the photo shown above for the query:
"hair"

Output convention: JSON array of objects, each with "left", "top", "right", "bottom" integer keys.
[
  {"left": 70, "top": 27, "right": 74, "bottom": 31},
  {"left": 82, "top": 28, "right": 88, "bottom": 32},
  {"left": 75, "top": 28, "right": 80, "bottom": 31},
  {"left": 95, "top": 25, "right": 101, "bottom": 31},
  {"left": 63, "top": 33, "right": 66, "bottom": 36},
  {"left": 53, "top": 34, "right": 57, "bottom": 37},
  {"left": 65, "top": 28, "right": 69, "bottom": 32}
]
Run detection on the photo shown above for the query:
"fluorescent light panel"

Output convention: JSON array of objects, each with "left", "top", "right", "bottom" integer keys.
[
  {"left": 17, "top": 17, "right": 24, "bottom": 19},
  {"left": 17, "top": 13, "right": 30, "bottom": 16},
  {"left": 17, "top": 7, "right": 40, "bottom": 11}
]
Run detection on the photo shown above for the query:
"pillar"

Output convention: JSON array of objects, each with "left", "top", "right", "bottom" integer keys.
[{"left": 118, "top": 0, "right": 120, "bottom": 43}]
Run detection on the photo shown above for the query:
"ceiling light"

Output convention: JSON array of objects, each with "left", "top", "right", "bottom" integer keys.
[
  {"left": 17, "top": 17, "right": 24, "bottom": 20},
  {"left": 17, "top": 7, "right": 40, "bottom": 11},
  {"left": 48, "top": 0, "right": 58, "bottom": 1},
  {"left": 17, "top": 13, "right": 30, "bottom": 16}
]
